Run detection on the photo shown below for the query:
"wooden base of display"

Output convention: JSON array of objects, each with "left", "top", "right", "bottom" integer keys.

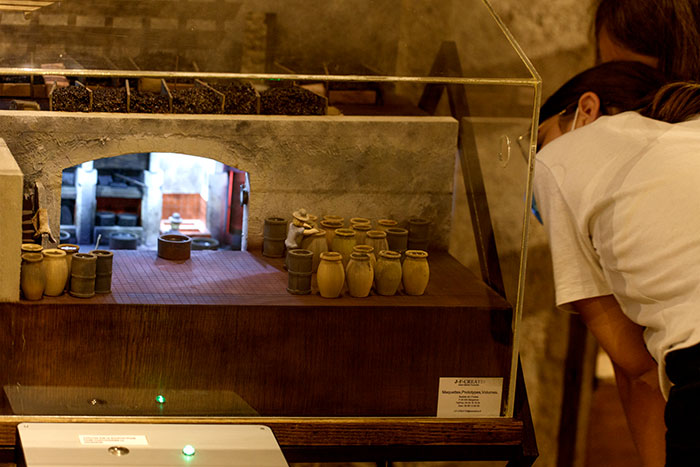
[{"left": 0, "top": 250, "right": 536, "bottom": 464}]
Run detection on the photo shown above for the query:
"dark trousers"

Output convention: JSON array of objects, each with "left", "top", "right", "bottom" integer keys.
[{"left": 665, "top": 343, "right": 700, "bottom": 466}]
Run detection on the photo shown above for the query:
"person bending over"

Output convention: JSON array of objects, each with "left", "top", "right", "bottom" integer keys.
[{"left": 533, "top": 60, "right": 700, "bottom": 466}]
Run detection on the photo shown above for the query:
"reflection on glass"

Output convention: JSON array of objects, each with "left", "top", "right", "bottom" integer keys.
[{"left": 3, "top": 386, "right": 259, "bottom": 416}]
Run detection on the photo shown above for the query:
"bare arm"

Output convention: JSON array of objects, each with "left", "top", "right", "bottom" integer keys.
[{"left": 572, "top": 295, "right": 665, "bottom": 467}]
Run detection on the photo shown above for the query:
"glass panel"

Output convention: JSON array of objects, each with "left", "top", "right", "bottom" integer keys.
[
  {"left": 0, "top": 0, "right": 540, "bottom": 420},
  {"left": 0, "top": 0, "right": 532, "bottom": 80}
]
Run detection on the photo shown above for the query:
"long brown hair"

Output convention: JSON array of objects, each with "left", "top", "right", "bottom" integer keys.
[
  {"left": 642, "top": 82, "right": 700, "bottom": 123},
  {"left": 540, "top": 61, "right": 667, "bottom": 124},
  {"left": 594, "top": 0, "right": 700, "bottom": 81}
]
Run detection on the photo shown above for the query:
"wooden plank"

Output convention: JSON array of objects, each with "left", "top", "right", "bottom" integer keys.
[
  {"left": 0, "top": 416, "right": 525, "bottom": 447},
  {"left": 0, "top": 303, "right": 512, "bottom": 417}
]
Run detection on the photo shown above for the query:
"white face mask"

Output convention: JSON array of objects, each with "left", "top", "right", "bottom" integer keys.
[{"left": 569, "top": 105, "right": 580, "bottom": 133}]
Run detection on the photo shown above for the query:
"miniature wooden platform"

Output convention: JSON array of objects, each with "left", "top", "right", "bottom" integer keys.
[
  {"left": 36, "top": 249, "right": 509, "bottom": 307},
  {"left": 0, "top": 250, "right": 535, "bottom": 465}
]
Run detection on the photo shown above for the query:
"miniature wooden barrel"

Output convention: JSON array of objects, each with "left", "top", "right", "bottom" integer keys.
[
  {"left": 286, "top": 249, "right": 313, "bottom": 295},
  {"left": 262, "top": 217, "right": 287, "bottom": 258},
  {"left": 90, "top": 249, "right": 114, "bottom": 294},
  {"left": 69, "top": 253, "right": 96, "bottom": 298},
  {"left": 408, "top": 217, "right": 431, "bottom": 250}
]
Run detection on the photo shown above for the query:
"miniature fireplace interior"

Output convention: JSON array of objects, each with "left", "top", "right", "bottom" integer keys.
[
  {"left": 0, "top": 0, "right": 541, "bottom": 464},
  {"left": 60, "top": 152, "right": 245, "bottom": 250}
]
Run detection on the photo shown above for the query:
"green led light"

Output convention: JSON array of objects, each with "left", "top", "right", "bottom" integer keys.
[
  {"left": 155, "top": 394, "right": 166, "bottom": 404},
  {"left": 182, "top": 445, "right": 196, "bottom": 456}
]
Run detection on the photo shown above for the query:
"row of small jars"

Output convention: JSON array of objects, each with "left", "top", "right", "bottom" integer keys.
[
  {"left": 316, "top": 215, "right": 430, "bottom": 252},
  {"left": 20, "top": 243, "right": 113, "bottom": 300},
  {"left": 263, "top": 215, "right": 431, "bottom": 259},
  {"left": 287, "top": 246, "right": 429, "bottom": 298}
]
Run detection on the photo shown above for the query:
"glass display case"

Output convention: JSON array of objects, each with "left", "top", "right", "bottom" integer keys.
[{"left": 0, "top": 0, "right": 541, "bottom": 463}]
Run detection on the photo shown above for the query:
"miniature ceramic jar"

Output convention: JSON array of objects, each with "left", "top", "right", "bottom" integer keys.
[
  {"left": 90, "top": 249, "right": 114, "bottom": 294},
  {"left": 286, "top": 249, "right": 313, "bottom": 295},
  {"left": 402, "top": 250, "right": 429, "bottom": 296},
  {"left": 320, "top": 219, "right": 343, "bottom": 248},
  {"left": 322, "top": 215, "right": 345, "bottom": 226},
  {"left": 407, "top": 217, "right": 431, "bottom": 250},
  {"left": 331, "top": 228, "right": 357, "bottom": 268},
  {"left": 349, "top": 217, "right": 371, "bottom": 227},
  {"left": 351, "top": 223, "right": 371, "bottom": 245},
  {"left": 352, "top": 245, "right": 376, "bottom": 271},
  {"left": 58, "top": 243, "right": 79, "bottom": 291},
  {"left": 70, "top": 253, "right": 97, "bottom": 298},
  {"left": 301, "top": 229, "right": 328, "bottom": 272},
  {"left": 386, "top": 227, "right": 409, "bottom": 254},
  {"left": 317, "top": 251, "right": 345, "bottom": 298},
  {"left": 21, "top": 243, "right": 43, "bottom": 254},
  {"left": 365, "top": 230, "right": 389, "bottom": 255},
  {"left": 375, "top": 250, "right": 403, "bottom": 296},
  {"left": 263, "top": 217, "right": 287, "bottom": 258},
  {"left": 42, "top": 248, "right": 68, "bottom": 296},
  {"left": 377, "top": 219, "right": 398, "bottom": 232},
  {"left": 345, "top": 252, "right": 373, "bottom": 298},
  {"left": 20, "top": 252, "right": 45, "bottom": 300}
]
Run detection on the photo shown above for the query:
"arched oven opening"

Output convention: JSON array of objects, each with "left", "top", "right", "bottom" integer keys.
[{"left": 59, "top": 153, "right": 248, "bottom": 252}]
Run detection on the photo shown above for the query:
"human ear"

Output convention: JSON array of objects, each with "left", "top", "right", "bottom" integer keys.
[{"left": 576, "top": 92, "right": 602, "bottom": 126}]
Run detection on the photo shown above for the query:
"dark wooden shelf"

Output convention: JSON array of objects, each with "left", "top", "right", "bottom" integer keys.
[{"left": 0, "top": 250, "right": 534, "bottom": 464}]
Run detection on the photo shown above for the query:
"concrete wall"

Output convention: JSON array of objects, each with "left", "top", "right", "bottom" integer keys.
[{"left": 0, "top": 112, "right": 457, "bottom": 253}]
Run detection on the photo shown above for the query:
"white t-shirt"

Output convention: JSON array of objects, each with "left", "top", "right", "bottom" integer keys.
[{"left": 534, "top": 111, "right": 700, "bottom": 397}]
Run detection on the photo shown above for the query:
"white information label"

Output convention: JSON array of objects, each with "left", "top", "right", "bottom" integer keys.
[
  {"left": 79, "top": 435, "right": 149, "bottom": 446},
  {"left": 437, "top": 377, "right": 503, "bottom": 417}
]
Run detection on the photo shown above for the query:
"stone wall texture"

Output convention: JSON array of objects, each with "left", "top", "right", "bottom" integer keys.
[{"left": 0, "top": 112, "right": 457, "bottom": 254}]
